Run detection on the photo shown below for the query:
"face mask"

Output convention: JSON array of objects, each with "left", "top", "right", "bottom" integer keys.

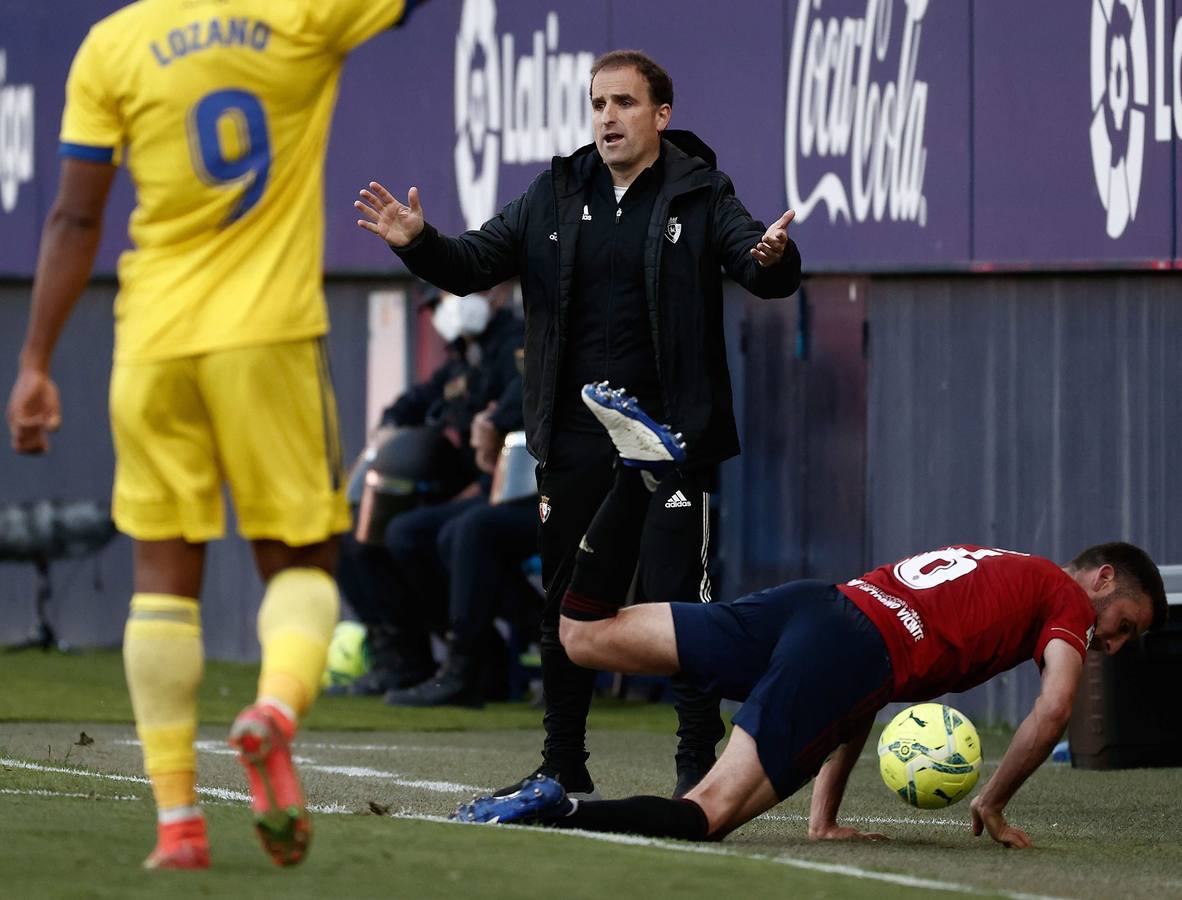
[
  {"left": 456, "top": 294, "right": 491, "bottom": 336},
  {"left": 432, "top": 294, "right": 491, "bottom": 342}
]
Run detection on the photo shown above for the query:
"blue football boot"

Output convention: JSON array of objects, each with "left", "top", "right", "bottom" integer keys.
[
  {"left": 580, "top": 382, "right": 687, "bottom": 469},
  {"left": 451, "top": 774, "right": 570, "bottom": 825}
]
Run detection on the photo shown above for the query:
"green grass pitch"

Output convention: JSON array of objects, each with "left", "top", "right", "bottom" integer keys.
[{"left": 1, "top": 651, "right": 1180, "bottom": 899}]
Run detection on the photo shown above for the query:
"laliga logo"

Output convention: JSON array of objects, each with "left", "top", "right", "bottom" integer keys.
[
  {"left": 454, "top": 0, "right": 593, "bottom": 230},
  {"left": 455, "top": 0, "right": 500, "bottom": 233},
  {"left": 1089, "top": 0, "right": 1149, "bottom": 238},
  {"left": 1089, "top": 0, "right": 1182, "bottom": 238},
  {"left": 0, "top": 50, "right": 36, "bottom": 214},
  {"left": 784, "top": 0, "right": 930, "bottom": 227}
]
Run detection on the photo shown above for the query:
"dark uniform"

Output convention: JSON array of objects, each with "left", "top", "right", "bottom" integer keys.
[{"left": 338, "top": 307, "right": 524, "bottom": 695}]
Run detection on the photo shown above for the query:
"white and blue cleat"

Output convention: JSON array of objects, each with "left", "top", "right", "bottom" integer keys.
[
  {"left": 451, "top": 774, "right": 570, "bottom": 825},
  {"left": 581, "top": 382, "right": 687, "bottom": 469}
]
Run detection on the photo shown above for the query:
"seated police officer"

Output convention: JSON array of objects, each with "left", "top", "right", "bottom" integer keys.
[
  {"left": 385, "top": 376, "right": 542, "bottom": 707},
  {"left": 336, "top": 287, "right": 523, "bottom": 697}
]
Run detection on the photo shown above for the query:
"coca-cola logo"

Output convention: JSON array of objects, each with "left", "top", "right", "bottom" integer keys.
[{"left": 783, "top": 0, "right": 929, "bottom": 227}]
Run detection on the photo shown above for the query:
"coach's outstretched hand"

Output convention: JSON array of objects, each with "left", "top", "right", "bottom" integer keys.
[
  {"left": 971, "top": 796, "right": 1032, "bottom": 849},
  {"left": 355, "top": 182, "right": 425, "bottom": 248},
  {"left": 808, "top": 823, "right": 890, "bottom": 842},
  {"left": 750, "top": 209, "right": 796, "bottom": 268}
]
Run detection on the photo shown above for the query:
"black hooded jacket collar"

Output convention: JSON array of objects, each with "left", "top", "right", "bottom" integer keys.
[{"left": 552, "top": 129, "right": 717, "bottom": 201}]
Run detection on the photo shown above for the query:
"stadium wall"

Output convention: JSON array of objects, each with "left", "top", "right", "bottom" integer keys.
[
  {"left": 0, "top": 280, "right": 379, "bottom": 660},
  {"left": 1, "top": 1, "right": 1179, "bottom": 725}
]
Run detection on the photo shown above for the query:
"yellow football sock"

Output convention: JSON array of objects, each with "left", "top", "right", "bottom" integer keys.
[
  {"left": 123, "top": 594, "right": 203, "bottom": 812},
  {"left": 256, "top": 567, "right": 339, "bottom": 722}
]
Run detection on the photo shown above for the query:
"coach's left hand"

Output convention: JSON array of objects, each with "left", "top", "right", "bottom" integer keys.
[
  {"left": 808, "top": 823, "right": 889, "bottom": 842},
  {"left": 7, "top": 368, "right": 61, "bottom": 454},
  {"left": 750, "top": 209, "right": 796, "bottom": 268}
]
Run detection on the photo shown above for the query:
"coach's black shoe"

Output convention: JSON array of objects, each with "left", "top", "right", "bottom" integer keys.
[
  {"left": 672, "top": 756, "right": 715, "bottom": 799},
  {"left": 493, "top": 759, "right": 601, "bottom": 801}
]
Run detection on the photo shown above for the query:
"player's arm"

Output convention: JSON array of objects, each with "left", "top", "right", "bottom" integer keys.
[
  {"left": 807, "top": 713, "right": 888, "bottom": 842},
  {"left": 971, "top": 638, "right": 1083, "bottom": 849},
  {"left": 7, "top": 158, "right": 116, "bottom": 453}
]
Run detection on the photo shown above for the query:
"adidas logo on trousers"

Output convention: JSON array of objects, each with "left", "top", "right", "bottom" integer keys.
[{"left": 665, "top": 490, "right": 692, "bottom": 509}]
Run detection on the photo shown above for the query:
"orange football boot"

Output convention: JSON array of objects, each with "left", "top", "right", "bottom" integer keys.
[
  {"left": 228, "top": 703, "right": 311, "bottom": 867},
  {"left": 142, "top": 814, "right": 210, "bottom": 870}
]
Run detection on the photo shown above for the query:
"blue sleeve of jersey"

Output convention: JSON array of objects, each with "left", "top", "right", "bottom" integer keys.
[{"left": 58, "top": 142, "right": 116, "bottom": 163}]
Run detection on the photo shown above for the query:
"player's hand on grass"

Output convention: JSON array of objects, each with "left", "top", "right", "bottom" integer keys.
[
  {"left": 750, "top": 209, "right": 795, "bottom": 267},
  {"left": 7, "top": 368, "right": 61, "bottom": 454},
  {"left": 808, "top": 823, "right": 889, "bottom": 842},
  {"left": 355, "top": 182, "right": 425, "bottom": 248},
  {"left": 971, "top": 797, "right": 1032, "bottom": 849}
]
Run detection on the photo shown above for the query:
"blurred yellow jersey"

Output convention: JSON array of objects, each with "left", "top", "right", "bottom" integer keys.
[{"left": 60, "top": 0, "right": 409, "bottom": 363}]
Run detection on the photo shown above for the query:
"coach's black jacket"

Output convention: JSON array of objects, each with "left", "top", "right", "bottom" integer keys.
[{"left": 393, "top": 130, "right": 801, "bottom": 467}]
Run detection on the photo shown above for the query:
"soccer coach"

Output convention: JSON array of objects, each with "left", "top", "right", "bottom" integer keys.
[{"left": 356, "top": 49, "right": 801, "bottom": 797}]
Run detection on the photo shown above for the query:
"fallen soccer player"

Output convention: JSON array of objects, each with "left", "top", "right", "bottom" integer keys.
[{"left": 452, "top": 383, "right": 1168, "bottom": 848}]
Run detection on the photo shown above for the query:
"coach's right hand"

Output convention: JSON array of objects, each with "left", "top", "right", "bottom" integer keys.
[
  {"left": 355, "top": 182, "right": 425, "bottom": 248},
  {"left": 7, "top": 368, "right": 61, "bottom": 454}
]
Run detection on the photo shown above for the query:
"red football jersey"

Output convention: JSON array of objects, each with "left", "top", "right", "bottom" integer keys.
[{"left": 837, "top": 546, "right": 1096, "bottom": 701}]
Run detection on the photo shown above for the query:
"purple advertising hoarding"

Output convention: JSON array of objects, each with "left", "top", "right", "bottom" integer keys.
[
  {"left": 0, "top": 0, "right": 132, "bottom": 279},
  {"left": 776, "top": 0, "right": 972, "bottom": 268},
  {"left": 327, "top": 0, "right": 610, "bottom": 271},
  {"left": 974, "top": 0, "right": 1176, "bottom": 266},
  {"left": 1, "top": 0, "right": 1180, "bottom": 278}
]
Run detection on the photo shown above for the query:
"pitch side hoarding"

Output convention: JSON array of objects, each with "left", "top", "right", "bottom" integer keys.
[{"left": 1, "top": 0, "right": 1178, "bottom": 277}]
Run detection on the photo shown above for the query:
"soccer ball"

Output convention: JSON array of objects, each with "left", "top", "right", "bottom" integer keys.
[
  {"left": 877, "top": 703, "right": 982, "bottom": 808},
  {"left": 320, "top": 621, "right": 371, "bottom": 688}
]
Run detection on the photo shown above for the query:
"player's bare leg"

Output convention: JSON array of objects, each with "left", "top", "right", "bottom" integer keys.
[
  {"left": 229, "top": 536, "right": 340, "bottom": 866},
  {"left": 561, "top": 612, "right": 780, "bottom": 838},
  {"left": 456, "top": 609, "right": 777, "bottom": 839},
  {"left": 134, "top": 538, "right": 205, "bottom": 596},
  {"left": 559, "top": 604, "right": 681, "bottom": 675},
  {"left": 683, "top": 726, "right": 780, "bottom": 836},
  {"left": 126, "top": 539, "right": 209, "bottom": 869}
]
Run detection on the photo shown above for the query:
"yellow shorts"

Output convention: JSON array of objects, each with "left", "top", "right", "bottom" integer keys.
[{"left": 109, "top": 338, "right": 351, "bottom": 544}]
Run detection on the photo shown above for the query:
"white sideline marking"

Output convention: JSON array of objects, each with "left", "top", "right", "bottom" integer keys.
[
  {"left": 119, "top": 738, "right": 486, "bottom": 755},
  {"left": 0, "top": 787, "right": 138, "bottom": 801},
  {"left": 298, "top": 741, "right": 488, "bottom": 753},
  {"left": 761, "top": 812, "right": 969, "bottom": 829},
  {"left": 5, "top": 755, "right": 1067, "bottom": 899},
  {"left": 398, "top": 813, "right": 1066, "bottom": 900},
  {"left": 0, "top": 758, "right": 349, "bottom": 814},
  {"left": 299, "top": 763, "right": 486, "bottom": 794}
]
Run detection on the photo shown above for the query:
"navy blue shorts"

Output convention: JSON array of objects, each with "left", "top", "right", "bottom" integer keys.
[{"left": 670, "top": 580, "right": 892, "bottom": 799}]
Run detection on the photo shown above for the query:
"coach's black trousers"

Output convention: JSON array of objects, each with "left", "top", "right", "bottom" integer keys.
[{"left": 537, "top": 431, "right": 724, "bottom": 775}]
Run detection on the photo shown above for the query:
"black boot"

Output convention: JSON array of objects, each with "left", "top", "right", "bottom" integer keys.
[
  {"left": 492, "top": 752, "right": 599, "bottom": 800},
  {"left": 670, "top": 674, "right": 725, "bottom": 798},
  {"left": 345, "top": 625, "right": 435, "bottom": 696},
  {"left": 384, "top": 642, "right": 483, "bottom": 708}
]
